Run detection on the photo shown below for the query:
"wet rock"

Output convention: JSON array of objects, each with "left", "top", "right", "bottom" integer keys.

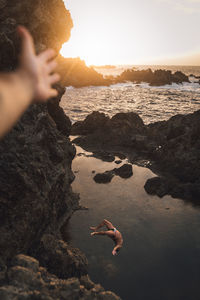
[
  {"left": 94, "top": 171, "right": 114, "bottom": 184},
  {"left": 93, "top": 152, "right": 115, "bottom": 162},
  {"left": 115, "top": 160, "right": 122, "bottom": 164},
  {"left": 144, "top": 177, "right": 169, "bottom": 197},
  {"left": 94, "top": 164, "right": 133, "bottom": 184},
  {"left": 114, "top": 164, "right": 133, "bottom": 179}
]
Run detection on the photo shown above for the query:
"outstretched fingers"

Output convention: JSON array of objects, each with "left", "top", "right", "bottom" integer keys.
[
  {"left": 39, "top": 49, "right": 56, "bottom": 62},
  {"left": 49, "top": 73, "right": 60, "bottom": 85},
  {"left": 18, "top": 26, "right": 35, "bottom": 62},
  {"left": 47, "top": 60, "right": 57, "bottom": 73}
]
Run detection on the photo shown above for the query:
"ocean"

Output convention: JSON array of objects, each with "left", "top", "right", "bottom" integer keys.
[{"left": 61, "top": 65, "right": 200, "bottom": 124}]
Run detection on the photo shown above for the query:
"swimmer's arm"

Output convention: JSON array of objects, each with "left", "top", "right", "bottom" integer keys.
[{"left": 112, "top": 245, "right": 121, "bottom": 256}]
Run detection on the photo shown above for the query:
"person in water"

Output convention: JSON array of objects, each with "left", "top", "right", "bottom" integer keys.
[
  {"left": 0, "top": 26, "right": 59, "bottom": 138},
  {"left": 90, "top": 219, "right": 123, "bottom": 256}
]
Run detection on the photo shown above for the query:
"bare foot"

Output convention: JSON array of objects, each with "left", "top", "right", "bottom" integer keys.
[
  {"left": 90, "top": 226, "right": 97, "bottom": 231},
  {"left": 90, "top": 232, "right": 96, "bottom": 236}
]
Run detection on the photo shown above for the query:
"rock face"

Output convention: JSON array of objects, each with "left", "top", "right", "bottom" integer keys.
[
  {"left": 72, "top": 110, "right": 200, "bottom": 203},
  {"left": 0, "top": 1, "right": 120, "bottom": 299},
  {"left": 0, "top": 254, "right": 120, "bottom": 300},
  {"left": 57, "top": 56, "right": 111, "bottom": 87},
  {"left": 72, "top": 111, "right": 147, "bottom": 151},
  {"left": 0, "top": 0, "right": 75, "bottom": 263}
]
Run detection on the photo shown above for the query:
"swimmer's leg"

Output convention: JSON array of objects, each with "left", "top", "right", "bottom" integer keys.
[
  {"left": 90, "top": 219, "right": 114, "bottom": 231},
  {"left": 91, "top": 230, "right": 115, "bottom": 237}
]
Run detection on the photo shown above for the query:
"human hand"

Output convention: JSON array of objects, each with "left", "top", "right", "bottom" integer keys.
[
  {"left": 17, "top": 26, "right": 60, "bottom": 102},
  {"left": 112, "top": 249, "right": 117, "bottom": 256}
]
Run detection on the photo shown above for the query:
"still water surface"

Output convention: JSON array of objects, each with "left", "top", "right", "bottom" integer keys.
[{"left": 63, "top": 146, "right": 200, "bottom": 300}]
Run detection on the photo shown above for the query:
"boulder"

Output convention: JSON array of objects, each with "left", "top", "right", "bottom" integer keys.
[{"left": 114, "top": 164, "right": 133, "bottom": 179}]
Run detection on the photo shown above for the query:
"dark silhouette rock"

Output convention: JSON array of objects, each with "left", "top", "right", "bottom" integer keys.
[
  {"left": 115, "top": 160, "right": 122, "bottom": 164},
  {"left": 93, "top": 151, "right": 115, "bottom": 162},
  {"left": 93, "top": 164, "right": 133, "bottom": 184},
  {"left": 72, "top": 111, "right": 147, "bottom": 151},
  {"left": 144, "top": 177, "right": 170, "bottom": 197},
  {"left": 74, "top": 109, "right": 200, "bottom": 203},
  {"left": 114, "top": 164, "right": 133, "bottom": 179},
  {"left": 116, "top": 68, "right": 189, "bottom": 86},
  {"left": 71, "top": 111, "right": 110, "bottom": 135},
  {"left": 94, "top": 171, "right": 114, "bottom": 184},
  {"left": 57, "top": 56, "right": 112, "bottom": 87}
]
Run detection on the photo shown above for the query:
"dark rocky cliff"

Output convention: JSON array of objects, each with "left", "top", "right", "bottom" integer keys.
[{"left": 0, "top": 1, "right": 120, "bottom": 299}]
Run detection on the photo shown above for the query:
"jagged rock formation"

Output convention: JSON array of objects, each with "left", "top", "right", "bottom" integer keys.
[
  {"left": 57, "top": 55, "right": 111, "bottom": 87},
  {"left": 0, "top": 1, "right": 120, "bottom": 299},
  {"left": 0, "top": 254, "right": 120, "bottom": 300},
  {"left": 71, "top": 110, "right": 200, "bottom": 203},
  {"left": 116, "top": 68, "right": 189, "bottom": 86}
]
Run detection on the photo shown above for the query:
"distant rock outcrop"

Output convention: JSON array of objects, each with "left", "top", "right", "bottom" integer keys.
[
  {"left": 116, "top": 68, "right": 189, "bottom": 86},
  {"left": 57, "top": 55, "right": 112, "bottom": 87}
]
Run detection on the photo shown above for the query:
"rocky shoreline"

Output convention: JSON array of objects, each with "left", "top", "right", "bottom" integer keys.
[
  {"left": 0, "top": 1, "right": 120, "bottom": 299},
  {"left": 58, "top": 57, "right": 192, "bottom": 88},
  {"left": 71, "top": 110, "right": 200, "bottom": 205}
]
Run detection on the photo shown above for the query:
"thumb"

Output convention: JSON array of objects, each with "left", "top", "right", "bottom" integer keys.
[{"left": 17, "top": 26, "right": 35, "bottom": 61}]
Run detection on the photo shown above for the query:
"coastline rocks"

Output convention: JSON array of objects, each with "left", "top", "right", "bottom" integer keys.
[
  {"left": 57, "top": 56, "right": 112, "bottom": 88},
  {"left": 116, "top": 68, "right": 189, "bottom": 86},
  {"left": 0, "top": 254, "right": 121, "bottom": 300},
  {"left": 73, "top": 109, "right": 200, "bottom": 203},
  {"left": 34, "top": 234, "right": 88, "bottom": 279},
  {"left": 72, "top": 111, "right": 147, "bottom": 151}
]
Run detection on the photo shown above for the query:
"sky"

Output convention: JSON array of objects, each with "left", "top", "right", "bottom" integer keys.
[{"left": 62, "top": 0, "right": 200, "bottom": 66}]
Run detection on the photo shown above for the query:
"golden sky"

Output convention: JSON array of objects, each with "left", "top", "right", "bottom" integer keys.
[{"left": 62, "top": 0, "right": 200, "bottom": 66}]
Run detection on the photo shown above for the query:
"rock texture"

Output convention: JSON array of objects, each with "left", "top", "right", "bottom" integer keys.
[
  {"left": 0, "top": 1, "right": 120, "bottom": 299},
  {"left": 0, "top": 254, "right": 120, "bottom": 300},
  {"left": 71, "top": 110, "right": 200, "bottom": 203}
]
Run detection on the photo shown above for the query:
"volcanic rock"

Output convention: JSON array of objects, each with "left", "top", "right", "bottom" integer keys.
[
  {"left": 94, "top": 171, "right": 114, "bottom": 184},
  {"left": 114, "top": 164, "right": 133, "bottom": 178}
]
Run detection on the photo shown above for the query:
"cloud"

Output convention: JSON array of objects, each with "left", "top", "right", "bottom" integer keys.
[{"left": 155, "top": 0, "right": 200, "bottom": 13}]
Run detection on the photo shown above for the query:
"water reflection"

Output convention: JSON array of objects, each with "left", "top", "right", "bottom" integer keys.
[{"left": 62, "top": 146, "right": 200, "bottom": 300}]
